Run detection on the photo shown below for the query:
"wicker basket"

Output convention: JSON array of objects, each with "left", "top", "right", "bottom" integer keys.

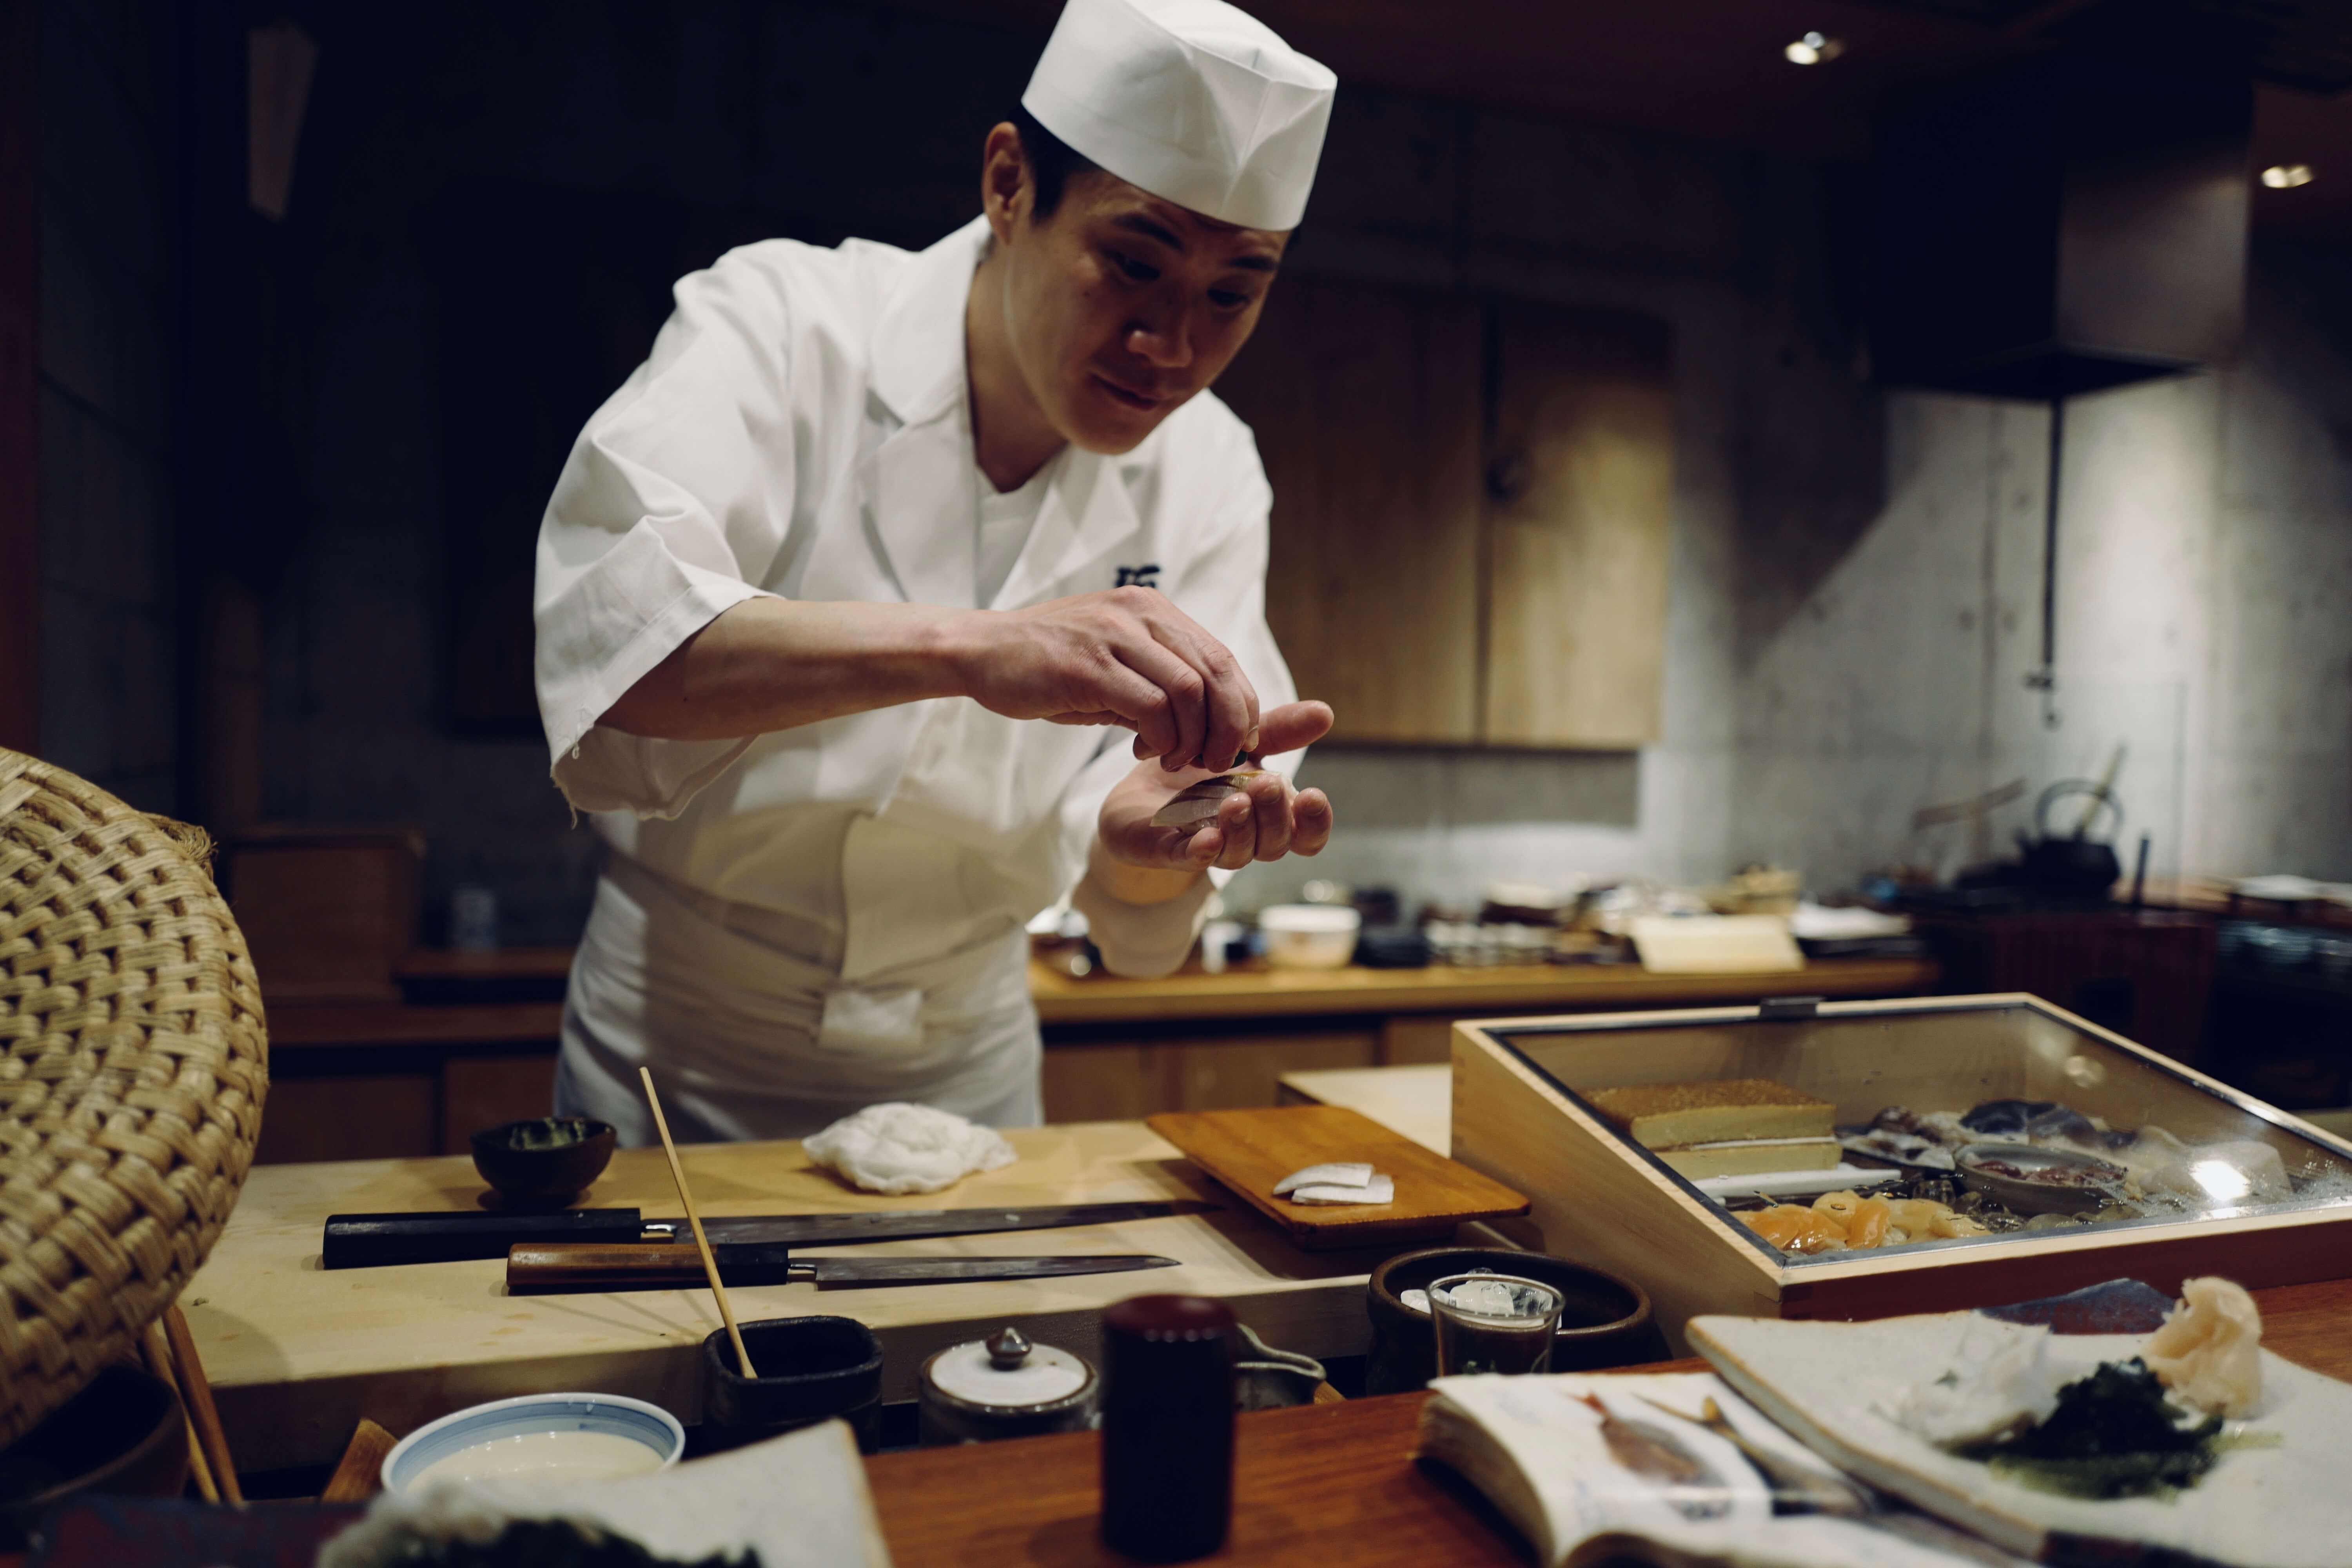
[{"left": 0, "top": 749, "right": 268, "bottom": 1449}]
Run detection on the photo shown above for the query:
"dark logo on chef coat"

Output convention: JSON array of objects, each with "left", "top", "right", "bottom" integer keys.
[{"left": 1114, "top": 564, "right": 1162, "bottom": 588}]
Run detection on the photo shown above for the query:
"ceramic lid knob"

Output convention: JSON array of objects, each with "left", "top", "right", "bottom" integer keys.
[{"left": 986, "top": 1325, "right": 1031, "bottom": 1369}]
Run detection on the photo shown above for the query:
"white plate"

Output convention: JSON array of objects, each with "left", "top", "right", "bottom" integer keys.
[{"left": 1690, "top": 1310, "right": 2352, "bottom": 1566}]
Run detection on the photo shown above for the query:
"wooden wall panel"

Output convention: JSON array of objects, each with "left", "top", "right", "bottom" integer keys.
[
  {"left": 1480, "top": 306, "right": 1674, "bottom": 748},
  {"left": 443, "top": 1053, "right": 561, "bottom": 1150},
  {"left": 255, "top": 1075, "right": 439, "bottom": 1165},
  {"left": 0, "top": 0, "right": 36, "bottom": 753},
  {"left": 1214, "top": 277, "right": 1484, "bottom": 744}
]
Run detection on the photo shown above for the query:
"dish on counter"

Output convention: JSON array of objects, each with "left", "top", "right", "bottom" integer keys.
[
  {"left": 1689, "top": 1279, "right": 2336, "bottom": 1566},
  {"left": 381, "top": 1393, "right": 684, "bottom": 1495}
]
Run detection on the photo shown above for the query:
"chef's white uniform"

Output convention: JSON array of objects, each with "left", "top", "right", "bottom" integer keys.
[{"left": 533, "top": 215, "right": 1297, "bottom": 1144}]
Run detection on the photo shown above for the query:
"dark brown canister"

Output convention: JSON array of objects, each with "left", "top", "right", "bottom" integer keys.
[{"left": 1099, "top": 1294, "right": 1237, "bottom": 1562}]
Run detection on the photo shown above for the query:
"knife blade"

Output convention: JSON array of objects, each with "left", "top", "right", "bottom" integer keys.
[
  {"left": 321, "top": 1198, "right": 1215, "bottom": 1269},
  {"left": 504, "top": 1242, "right": 1183, "bottom": 1294}
]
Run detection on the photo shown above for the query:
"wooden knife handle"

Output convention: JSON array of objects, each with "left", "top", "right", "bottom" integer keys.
[{"left": 507, "top": 1243, "right": 711, "bottom": 1293}]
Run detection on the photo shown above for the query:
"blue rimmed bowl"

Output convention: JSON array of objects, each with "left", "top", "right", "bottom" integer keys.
[{"left": 381, "top": 1392, "right": 684, "bottom": 1495}]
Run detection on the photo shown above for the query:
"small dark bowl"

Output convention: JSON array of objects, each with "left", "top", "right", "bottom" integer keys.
[
  {"left": 469, "top": 1116, "right": 616, "bottom": 1204},
  {"left": 1366, "top": 1247, "right": 1661, "bottom": 1395},
  {"left": 0, "top": 1365, "right": 187, "bottom": 1550},
  {"left": 702, "top": 1316, "right": 885, "bottom": 1455}
]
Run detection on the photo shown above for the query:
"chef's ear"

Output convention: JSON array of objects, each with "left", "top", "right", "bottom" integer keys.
[{"left": 981, "top": 121, "right": 1033, "bottom": 245}]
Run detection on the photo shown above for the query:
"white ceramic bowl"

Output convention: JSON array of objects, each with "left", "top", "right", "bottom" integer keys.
[
  {"left": 381, "top": 1391, "right": 685, "bottom": 1495},
  {"left": 1257, "top": 904, "right": 1361, "bottom": 969}
]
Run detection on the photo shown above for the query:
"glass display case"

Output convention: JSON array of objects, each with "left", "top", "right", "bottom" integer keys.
[{"left": 1450, "top": 994, "right": 2352, "bottom": 1347}]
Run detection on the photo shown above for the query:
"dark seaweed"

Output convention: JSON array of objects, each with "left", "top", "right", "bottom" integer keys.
[
  {"left": 1951, "top": 1358, "right": 2223, "bottom": 1500},
  {"left": 387, "top": 1519, "right": 759, "bottom": 1568}
]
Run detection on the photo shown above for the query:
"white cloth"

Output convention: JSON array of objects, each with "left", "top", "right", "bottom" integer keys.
[
  {"left": 1024, "top": 0, "right": 1335, "bottom": 230},
  {"left": 802, "top": 1102, "right": 1019, "bottom": 1195},
  {"left": 534, "top": 216, "right": 1298, "bottom": 1136}
]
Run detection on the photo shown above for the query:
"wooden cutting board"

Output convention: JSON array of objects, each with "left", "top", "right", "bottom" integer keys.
[{"left": 1146, "top": 1105, "right": 1529, "bottom": 1252}]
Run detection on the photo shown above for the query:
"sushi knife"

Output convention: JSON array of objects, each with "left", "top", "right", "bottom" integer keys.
[
  {"left": 320, "top": 1198, "right": 1215, "bottom": 1269},
  {"left": 505, "top": 1243, "right": 1183, "bottom": 1294}
]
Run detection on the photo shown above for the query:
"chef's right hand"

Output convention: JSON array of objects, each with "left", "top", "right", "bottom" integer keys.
[{"left": 948, "top": 587, "right": 1261, "bottom": 772}]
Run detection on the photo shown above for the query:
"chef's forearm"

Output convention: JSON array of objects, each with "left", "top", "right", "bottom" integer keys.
[
  {"left": 601, "top": 598, "right": 968, "bottom": 740},
  {"left": 1084, "top": 839, "right": 1207, "bottom": 906}
]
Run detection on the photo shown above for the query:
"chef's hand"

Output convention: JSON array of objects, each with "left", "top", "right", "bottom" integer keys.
[
  {"left": 1093, "top": 701, "right": 1334, "bottom": 899},
  {"left": 949, "top": 587, "right": 1260, "bottom": 773}
]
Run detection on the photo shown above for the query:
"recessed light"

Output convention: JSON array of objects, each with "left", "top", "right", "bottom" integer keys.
[
  {"left": 2262, "top": 163, "right": 2316, "bottom": 189},
  {"left": 1784, "top": 31, "right": 1844, "bottom": 65}
]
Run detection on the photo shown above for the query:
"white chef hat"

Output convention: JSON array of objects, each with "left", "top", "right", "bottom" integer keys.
[{"left": 1021, "top": 0, "right": 1336, "bottom": 232}]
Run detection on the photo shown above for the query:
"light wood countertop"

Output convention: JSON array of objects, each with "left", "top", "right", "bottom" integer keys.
[
  {"left": 1031, "top": 954, "right": 1937, "bottom": 1026},
  {"left": 186, "top": 1121, "right": 1387, "bottom": 1473}
]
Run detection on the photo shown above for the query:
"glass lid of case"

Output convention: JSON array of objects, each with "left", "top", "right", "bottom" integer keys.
[{"left": 1490, "top": 999, "right": 2352, "bottom": 1269}]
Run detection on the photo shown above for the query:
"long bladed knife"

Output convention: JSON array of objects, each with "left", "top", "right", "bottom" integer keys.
[
  {"left": 321, "top": 1199, "right": 1215, "bottom": 1270},
  {"left": 505, "top": 1243, "right": 1182, "bottom": 1294}
]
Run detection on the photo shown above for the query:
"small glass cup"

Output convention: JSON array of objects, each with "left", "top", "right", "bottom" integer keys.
[{"left": 1428, "top": 1271, "right": 1564, "bottom": 1376}]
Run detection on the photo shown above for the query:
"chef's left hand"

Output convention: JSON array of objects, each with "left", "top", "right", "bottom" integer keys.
[{"left": 1096, "top": 700, "right": 1335, "bottom": 877}]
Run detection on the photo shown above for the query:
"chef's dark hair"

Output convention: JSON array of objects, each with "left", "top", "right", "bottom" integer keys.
[{"left": 1011, "top": 104, "right": 1098, "bottom": 221}]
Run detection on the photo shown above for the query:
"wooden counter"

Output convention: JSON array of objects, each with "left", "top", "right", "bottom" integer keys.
[
  {"left": 867, "top": 1277, "right": 2352, "bottom": 1566},
  {"left": 185, "top": 1121, "right": 1386, "bottom": 1474},
  {"left": 1029, "top": 954, "right": 1937, "bottom": 1026},
  {"left": 250, "top": 955, "right": 1939, "bottom": 1164}
]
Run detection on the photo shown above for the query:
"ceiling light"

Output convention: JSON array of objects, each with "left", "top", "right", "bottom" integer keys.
[
  {"left": 2262, "top": 163, "right": 2316, "bottom": 189},
  {"left": 1784, "top": 31, "right": 1844, "bottom": 65}
]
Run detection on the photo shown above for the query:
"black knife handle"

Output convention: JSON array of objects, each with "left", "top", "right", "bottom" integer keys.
[{"left": 322, "top": 1209, "right": 646, "bottom": 1269}]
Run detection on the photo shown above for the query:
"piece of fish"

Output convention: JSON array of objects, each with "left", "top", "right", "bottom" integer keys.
[
  {"left": 1287, "top": 1174, "right": 1394, "bottom": 1205},
  {"left": 1151, "top": 768, "right": 1265, "bottom": 829},
  {"left": 1273, "top": 1161, "right": 1375, "bottom": 1195}
]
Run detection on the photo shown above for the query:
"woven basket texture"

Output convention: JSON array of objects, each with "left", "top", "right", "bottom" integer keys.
[{"left": 0, "top": 748, "right": 267, "bottom": 1449}]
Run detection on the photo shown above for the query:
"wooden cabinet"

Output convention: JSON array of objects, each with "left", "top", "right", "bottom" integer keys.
[
  {"left": 1481, "top": 306, "right": 1674, "bottom": 747},
  {"left": 1214, "top": 278, "right": 1673, "bottom": 749},
  {"left": 1214, "top": 279, "right": 1484, "bottom": 744}
]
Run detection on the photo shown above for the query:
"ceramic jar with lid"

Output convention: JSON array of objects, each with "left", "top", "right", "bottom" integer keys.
[{"left": 916, "top": 1325, "right": 1099, "bottom": 1445}]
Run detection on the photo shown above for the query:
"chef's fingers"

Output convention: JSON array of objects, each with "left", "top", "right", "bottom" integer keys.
[
  {"left": 1109, "top": 637, "right": 1210, "bottom": 771},
  {"left": 1046, "top": 710, "right": 1132, "bottom": 729},
  {"left": 1250, "top": 699, "right": 1334, "bottom": 760},
  {"left": 1136, "top": 603, "right": 1256, "bottom": 769},
  {"left": 1211, "top": 791, "right": 1256, "bottom": 871},
  {"left": 1289, "top": 787, "right": 1333, "bottom": 856},
  {"left": 1242, "top": 774, "right": 1292, "bottom": 862},
  {"left": 1089, "top": 647, "right": 1194, "bottom": 761}
]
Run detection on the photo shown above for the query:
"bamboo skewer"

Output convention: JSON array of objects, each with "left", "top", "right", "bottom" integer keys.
[
  {"left": 141, "top": 1320, "right": 219, "bottom": 1504},
  {"left": 162, "top": 1303, "right": 243, "bottom": 1505},
  {"left": 638, "top": 1066, "right": 757, "bottom": 1378}
]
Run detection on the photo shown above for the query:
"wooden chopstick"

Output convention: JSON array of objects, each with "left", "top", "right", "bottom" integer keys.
[
  {"left": 638, "top": 1067, "right": 757, "bottom": 1378},
  {"left": 162, "top": 1303, "right": 243, "bottom": 1504},
  {"left": 320, "top": 1417, "right": 397, "bottom": 1503},
  {"left": 141, "top": 1320, "right": 219, "bottom": 1504}
]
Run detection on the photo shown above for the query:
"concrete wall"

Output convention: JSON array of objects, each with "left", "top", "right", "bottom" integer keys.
[
  {"left": 1731, "top": 239, "right": 2352, "bottom": 894},
  {"left": 36, "top": 0, "right": 181, "bottom": 813}
]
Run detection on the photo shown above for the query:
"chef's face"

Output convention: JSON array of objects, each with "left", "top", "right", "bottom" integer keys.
[{"left": 985, "top": 129, "right": 1289, "bottom": 454}]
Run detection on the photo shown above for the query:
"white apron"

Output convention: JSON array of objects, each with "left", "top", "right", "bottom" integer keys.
[{"left": 554, "top": 852, "right": 1039, "bottom": 1144}]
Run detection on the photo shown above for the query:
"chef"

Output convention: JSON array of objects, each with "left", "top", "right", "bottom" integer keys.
[{"left": 532, "top": 0, "right": 1341, "bottom": 1144}]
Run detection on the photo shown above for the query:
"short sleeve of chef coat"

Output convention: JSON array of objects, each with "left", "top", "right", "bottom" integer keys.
[
  {"left": 1071, "top": 403, "right": 1303, "bottom": 978},
  {"left": 532, "top": 247, "right": 799, "bottom": 817}
]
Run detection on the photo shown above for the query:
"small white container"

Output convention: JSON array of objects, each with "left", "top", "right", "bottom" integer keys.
[
  {"left": 381, "top": 1392, "right": 685, "bottom": 1495},
  {"left": 1258, "top": 904, "right": 1361, "bottom": 969}
]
